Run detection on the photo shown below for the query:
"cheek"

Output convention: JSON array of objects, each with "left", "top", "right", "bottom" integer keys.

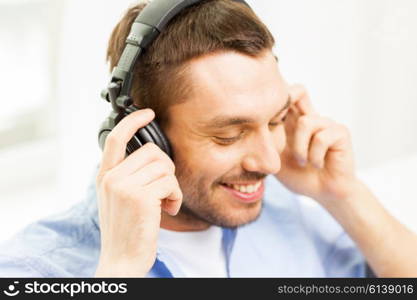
[
  {"left": 181, "top": 142, "right": 242, "bottom": 181},
  {"left": 166, "top": 124, "right": 243, "bottom": 181},
  {"left": 203, "top": 147, "right": 241, "bottom": 173}
]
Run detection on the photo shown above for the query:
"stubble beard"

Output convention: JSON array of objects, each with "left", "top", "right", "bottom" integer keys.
[{"left": 174, "top": 159, "right": 264, "bottom": 228}]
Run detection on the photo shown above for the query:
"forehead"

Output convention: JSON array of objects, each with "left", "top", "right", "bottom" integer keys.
[{"left": 169, "top": 50, "right": 287, "bottom": 124}]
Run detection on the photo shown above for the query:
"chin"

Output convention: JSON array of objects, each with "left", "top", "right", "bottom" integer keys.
[
  {"left": 178, "top": 181, "right": 265, "bottom": 228},
  {"left": 206, "top": 199, "right": 263, "bottom": 228}
]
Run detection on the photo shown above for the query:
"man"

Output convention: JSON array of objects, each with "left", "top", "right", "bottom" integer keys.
[{"left": 1, "top": 0, "right": 416, "bottom": 277}]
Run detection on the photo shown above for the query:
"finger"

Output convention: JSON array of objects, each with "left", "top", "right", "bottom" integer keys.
[
  {"left": 308, "top": 127, "right": 342, "bottom": 169},
  {"left": 162, "top": 198, "right": 182, "bottom": 217},
  {"left": 293, "top": 115, "right": 332, "bottom": 165},
  {"left": 283, "top": 106, "right": 300, "bottom": 132},
  {"left": 282, "top": 106, "right": 299, "bottom": 147},
  {"left": 119, "top": 158, "right": 175, "bottom": 187},
  {"left": 99, "top": 109, "right": 155, "bottom": 173},
  {"left": 288, "top": 84, "right": 316, "bottom": 115},
  {"left": 107, "top": 142, "right": 174, "bottom": 179},
  {"left": 145, "top": 175, "right": 183, "bottom": 216}
]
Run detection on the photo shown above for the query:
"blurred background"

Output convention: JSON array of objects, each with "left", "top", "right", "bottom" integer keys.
[{"left": 1, "top": 0, "right": 416, "bottom": 241}]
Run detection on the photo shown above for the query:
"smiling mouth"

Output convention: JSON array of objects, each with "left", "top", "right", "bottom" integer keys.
[
  {"left": 219, "top": 180, "right": 265, "bottom": 203},
  {"left": 220, "top": 181, "right": 263, "bottom": 193}
]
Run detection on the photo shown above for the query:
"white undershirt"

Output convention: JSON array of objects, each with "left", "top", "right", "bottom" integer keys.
[{"left": 157, "top": 226, "right": 227, "bottom": 277}]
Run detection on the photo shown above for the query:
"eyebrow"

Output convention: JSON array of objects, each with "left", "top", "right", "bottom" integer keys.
[{"left": 200, "top": 95, "right": 291, "bottom": 129}]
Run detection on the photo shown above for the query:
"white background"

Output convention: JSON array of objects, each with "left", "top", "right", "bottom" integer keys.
[{"left": 1, "top": 0, "right": 416, "bottom": 241}]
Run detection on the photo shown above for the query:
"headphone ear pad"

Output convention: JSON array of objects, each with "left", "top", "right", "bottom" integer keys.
[
  {"left": 146, "top": 121, "right": 172, "bottom": 158},
  {"left": 128, "top": 121, "right": 172, "bottom": 158}
]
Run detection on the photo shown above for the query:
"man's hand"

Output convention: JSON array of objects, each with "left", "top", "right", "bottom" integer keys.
[
  {"left": 94, "top": 108, "right": 182, "bottom": 277},
  {"left": 276, "top": 84, "right": 357, "bottom": 205},
  {"left": 275, "top": 85, "right": 417, "bottom": 277}
]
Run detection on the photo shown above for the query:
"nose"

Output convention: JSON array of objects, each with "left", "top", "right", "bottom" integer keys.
[{"left": 241, "top": 129, "right": 282, "bottom": 175}]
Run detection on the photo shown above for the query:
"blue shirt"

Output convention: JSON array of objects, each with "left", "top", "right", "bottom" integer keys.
[{"left": 0, "top": 165, "right": 366, "bottom": 277}]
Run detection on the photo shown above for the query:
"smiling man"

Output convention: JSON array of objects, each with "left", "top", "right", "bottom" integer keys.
[
  {"left": 163, "top": 51, "right": 287, "bottom": 229},
  {"left": 1, "top": 0, "right": 417, "bottom": 278}
]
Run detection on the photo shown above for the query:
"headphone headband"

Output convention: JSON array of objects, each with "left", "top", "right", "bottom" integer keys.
[
  {"left": 136, "top": 0, "right": 249, "bottom": 32},
  {"left": 101, "top": 0, "right": 250, "bottom": 111},
  {"left": 99, "top": 0, "right": 252, "bottom": 158}
]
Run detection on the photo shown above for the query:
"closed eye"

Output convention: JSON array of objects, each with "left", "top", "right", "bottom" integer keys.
[
  {"left": 213, "top": 113, "right": 288, "bottom": 145},
  {"left": 213, "top": 132, "right": 244, "bottom": 145}
]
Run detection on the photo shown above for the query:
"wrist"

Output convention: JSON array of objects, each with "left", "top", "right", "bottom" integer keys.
[
  {"left": 319, "top": 178, "right": 371, "bottom": 213},
  {"left": 95, "top": 254, "right": 155, "bottom": 278},
  {"left": 95, "top": 261, "right": 149, "bottom": 278}
]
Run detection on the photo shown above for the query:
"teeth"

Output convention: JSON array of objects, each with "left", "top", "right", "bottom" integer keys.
[
  {"left": 226, "top": 181, "right": 261, "bottom": 193},
  {"left": 234, "top": 184, "right": 246, "bottom": 193}
]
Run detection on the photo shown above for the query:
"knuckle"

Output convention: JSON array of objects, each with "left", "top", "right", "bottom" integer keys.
[
  {"left": 139, "top": 142, "right": 161, "bottom": 160},
  {"left": 143, "top": 142, "right": 167, "bottom": 158},
  {"left": 145, "top": 142, "right": 160, "bottom": 151},
  {"left": 111, "top": 182, "right": 125, "bottom": 198},
  {"left": 100, "top": 173, "right": 123, "bottom": 197},
  {"left": 165, "top": 159, "right": 176, "bottom": 173},
  {"left": 145, "top": 161, "right": 172, "bottom": 180},
  {"left": 154, "top": 182, "right": 169, "bottom": 198},
  {"left": 141, "top": 142, "right": 158, "bottom": 154},
  {"left": 160, "top": 153, "right": 175, "bottom": 172},
  {"left": 99, "top": 172, "right": 113, "bottom": 189},
  {"left": 157, "top": 147, "right": 172, "bottom": 162},
  {"left": 314, "top": 132, "right": 327, "bottom": 146},
  {"left": 154, "top": 160, "right": 171, "bottom": 177},
  {"left": 143, "top": 143, "right": 174, "bottom": 172},
  {"left": 165, "top": 175, "right": 178, "bottom": 190}
]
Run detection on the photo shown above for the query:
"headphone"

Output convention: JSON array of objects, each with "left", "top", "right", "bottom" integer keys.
[{"left": 98, "top": 0, "right": 250, "bottom": 158}]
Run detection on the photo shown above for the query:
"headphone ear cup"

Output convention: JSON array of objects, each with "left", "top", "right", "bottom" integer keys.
[
  {"left": 98, "top": 129, "right": 110, "bottom": 152},
  {"left": 136, "top": 126, "right": 154, "bottom": 144},
  {"left": 126, "top": 134, "right": 144, "bottom": 155},
  {"left": 127, "top": 121, "right": 172, "bottom": 158},
  {"left": 145, "top": 121, "right": 173, "bottom": 158},
  {"left": 98, "top": 112, "right": 172, "bottom": 158}
]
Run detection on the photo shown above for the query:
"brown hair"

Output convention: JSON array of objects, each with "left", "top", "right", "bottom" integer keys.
[{"left": 107, "top": 0, "right": 275, "bottom": 128}]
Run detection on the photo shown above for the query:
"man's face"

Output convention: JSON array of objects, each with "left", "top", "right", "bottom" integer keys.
[{"left": 165, "top": 50, "right": 290, "bottom": 228}]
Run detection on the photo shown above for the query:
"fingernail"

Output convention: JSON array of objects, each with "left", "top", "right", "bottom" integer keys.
[{"left": 297, "top": 158, "right": 306, "bottom": 167}]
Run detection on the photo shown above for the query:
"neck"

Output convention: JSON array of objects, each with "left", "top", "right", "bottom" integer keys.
[{"left": 160, "top": 210, "right": 211, "bottom": 232}]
